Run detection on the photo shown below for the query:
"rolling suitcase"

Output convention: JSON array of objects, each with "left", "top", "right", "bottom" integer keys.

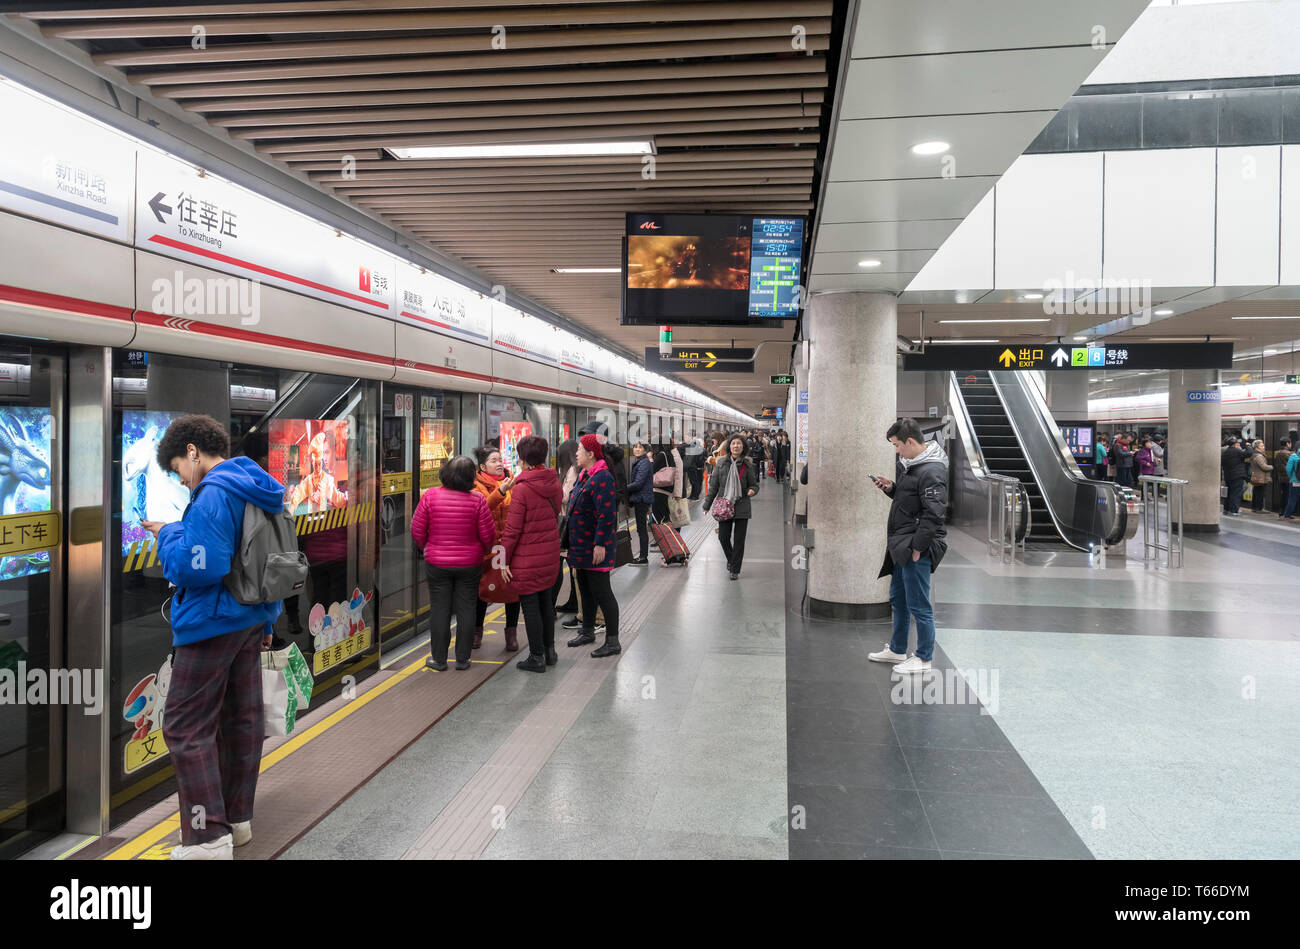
[{"left": 649, "top": 514, "right": 689, "bottom": 566}]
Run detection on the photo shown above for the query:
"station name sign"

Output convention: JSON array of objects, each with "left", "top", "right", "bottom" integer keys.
[
  {"left": 903, "top": 342, "right": 1234, "bottom": 372},
  {"left": 643, "top": 347, "right": 754, "bottom": 373}
]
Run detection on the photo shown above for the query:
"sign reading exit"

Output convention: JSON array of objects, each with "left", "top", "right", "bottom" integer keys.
[{"left": 903, "top": 342, "right": 1233, "bottom": 371}]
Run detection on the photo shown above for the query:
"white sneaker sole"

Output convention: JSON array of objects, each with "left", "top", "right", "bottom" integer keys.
[{"left": 868, "top": 654, "right": 906, "bottom": 664}]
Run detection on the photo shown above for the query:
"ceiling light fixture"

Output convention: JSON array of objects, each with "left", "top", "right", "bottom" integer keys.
[
  {"left": 551, "top": 267, "right": 620, "bottom": 274},
  {"left": 1072, "top": 336, "right": 1089, "bottom": 342},
  {"left": 1231, "top": 315, "right": 1300, "bottom": 320},
  {"left": 927, "top": 338, "right": 1000, "bottom": 344},
  {"left": 387, "top": 140, "right": 654, "bottom": 160},
  {"left": 937, "top": 318, "right": 1051, "bottom": 324},
  {"left": 911, "top": 141, "right": 951, "bottom": 156},
  {"left": 1154, "top": 308, "right": 1174, "bottom": 316},
  {"left": 858, "top": 259, "right": 882, "bottom": 268},
  {"left": 1020, "top": 293, "right": 1043, "bottom": 301}
]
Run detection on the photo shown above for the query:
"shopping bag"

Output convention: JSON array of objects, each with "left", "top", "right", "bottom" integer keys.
[
  {"left": 1243, "top": 485, "right": 1253, "bottom": 502},
  {"left": 261, "top": 665, "right": 292, "bottom": 737},
  {"left": 668, "top": 496, "right": 691, "bottom": 527},
  {"left": 263, "top": 642, "right": 314, "bottom": 712}
]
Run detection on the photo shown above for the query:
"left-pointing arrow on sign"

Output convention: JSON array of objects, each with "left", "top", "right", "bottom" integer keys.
[
  {"left": 1051, "top": 348, "right": 1069, "bottom": 367},
  {"left": 148, "top": 192, "right": 172, "bottom": 224}
]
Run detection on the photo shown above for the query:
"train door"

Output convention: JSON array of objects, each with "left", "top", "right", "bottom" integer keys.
[
  {"left": 0, "top": 344, "right": 65, "bottom": 858},
  {"left": 377, "top": 386, "right": 459, "bottom": 663}
]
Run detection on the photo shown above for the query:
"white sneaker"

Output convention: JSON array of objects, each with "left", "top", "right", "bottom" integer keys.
[
  {"left": 868, "top": 645, "right": 907, "bottom": 663},
  {"left": 232, "top": 821, "right": 252, "bottom": 847},
  {"left": 893, "top": 656, "right": 933, "bottom": 676},
  {"left": 169, "top": 833, "right": 233, "bottom": 860}
]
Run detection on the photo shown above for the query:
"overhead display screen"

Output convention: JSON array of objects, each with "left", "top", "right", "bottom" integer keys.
[{"left": 622, "top": 213, "right": 805, "bottom": 325}]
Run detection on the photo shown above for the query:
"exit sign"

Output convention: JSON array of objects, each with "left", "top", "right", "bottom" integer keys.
[
  {"left": 1289, "top": 374, "right": 1300, "bottom": 385},
  {"left": 770, "top": 374, "right": 794, "bottom": 385}
]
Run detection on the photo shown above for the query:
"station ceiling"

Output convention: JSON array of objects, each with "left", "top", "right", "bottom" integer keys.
[{"left": 9, "top": 0, "right": 835, "bottom": 417}]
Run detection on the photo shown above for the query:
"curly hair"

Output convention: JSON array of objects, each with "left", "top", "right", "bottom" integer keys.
[{"left": 156, "top": 414, "right": 230, "bottom": 469}]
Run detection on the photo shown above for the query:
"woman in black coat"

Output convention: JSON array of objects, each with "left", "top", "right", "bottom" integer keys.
[{"left": 703, "top": 435, "right": 760, "bottom": 579}]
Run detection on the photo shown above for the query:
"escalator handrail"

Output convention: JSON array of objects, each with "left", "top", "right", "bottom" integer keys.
[{"left": 988, "top": 371, "right": 1135, "bottom": 549}]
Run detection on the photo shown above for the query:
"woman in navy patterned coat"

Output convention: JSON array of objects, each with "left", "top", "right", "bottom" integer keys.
[{"left": 564, "top": 434, "right": 621, "bottom": 657}]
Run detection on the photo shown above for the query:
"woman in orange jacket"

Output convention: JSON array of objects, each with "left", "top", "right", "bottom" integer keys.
[{"left": 472, "top": 446, "right": 520, "bottom": 651}]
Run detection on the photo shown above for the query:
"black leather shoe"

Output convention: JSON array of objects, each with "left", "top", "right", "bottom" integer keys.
[
  {"left": 630, "top": 557, "right": 649, "bottom": 565},
  {"left": 729, "top": 572, "right": 739, "bottom": 580},
  {"left": 454, "top": 659, "right": 471, "bottom": 670},
  {"left": 567, "top": 630, "right": 596, "bottom": 647},
  {"left": 561, "top": 616, "right": 582, "bottom": 630},
  {"left": 545, "top": 647, "right": 558, "bottom": 666},
  {"left": 516, "top": 654, "right": 546, "bottom": 673},
  {"left": 591, "top": 635, "right": 621, "bottom": 658},
  {"left": 425, "top": 657, "right": 447, "bottom": 672}
]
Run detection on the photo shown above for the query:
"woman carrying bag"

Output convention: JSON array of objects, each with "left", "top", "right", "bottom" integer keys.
[
  {"left": 703, "top": 435, "right": 759, "bottom": 580},
  {"left": 472, "top": 446, "right": 520, "bottom": 652},
  {"left": 565, "top": 434, "right": 622, "bottom": 657},
  {"left": 500, "top": 436, "right": 563, "bottom": 673},
  {"left": 651, "top": 447, "right": 675, "bottom": 525}
]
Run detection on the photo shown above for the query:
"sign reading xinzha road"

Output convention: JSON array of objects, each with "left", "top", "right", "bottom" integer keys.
[
  {"left": 903, "top": 342, "right": 1234, "bottom": 371},
  {"left": 643, "top": 346, "right": 754, "bottom": 373}
]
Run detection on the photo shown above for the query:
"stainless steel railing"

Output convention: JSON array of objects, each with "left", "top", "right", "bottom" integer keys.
[
  {"left": 1139, "top": 475, "right": 1188, "bottom": 569},
  {"left": 986, "top": 473, "right": 1029, "bottom": 563}
]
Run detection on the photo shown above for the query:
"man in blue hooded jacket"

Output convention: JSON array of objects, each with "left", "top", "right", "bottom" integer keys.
[{"left": 141, "top": 413, "right": 287, "bottom": 860}]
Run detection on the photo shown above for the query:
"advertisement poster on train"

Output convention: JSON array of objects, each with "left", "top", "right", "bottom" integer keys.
[
  {"left": 121, "top": 410, "right": 190, "bottom": 558},
  {"left": 499, "top": 421, "right": 532, "bottom": 475},
  {"left": 270, "top": 419, "right": 351, "bottom": 515},
  {"left": 0, "top": 407, "right": 54, "bottom": 581},
  {"left": 419, "top": 418, "right": 455, "bottom": 491}
]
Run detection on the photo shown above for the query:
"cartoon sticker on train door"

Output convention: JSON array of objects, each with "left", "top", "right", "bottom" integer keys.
[
  {"left": 123, "top": 654, "right": 172, "bottom": 774},
  {"left": 309, "top": 587, "right": 374, "bottom": 674}
]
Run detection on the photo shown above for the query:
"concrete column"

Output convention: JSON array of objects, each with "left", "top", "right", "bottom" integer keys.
[
  {"left": 1045, "top": 372, "right": 1089, "bottom": 420},
  {"left": 1167, "top": 369, "right": 1221, "bottom": 532},
  {"left": 806, "top": 291, "right": 896, "bottom": 618}
]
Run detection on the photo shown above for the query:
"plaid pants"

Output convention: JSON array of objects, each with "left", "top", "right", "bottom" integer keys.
[{"left": 162, "top": 623, "right": 265, "bottom": 845}]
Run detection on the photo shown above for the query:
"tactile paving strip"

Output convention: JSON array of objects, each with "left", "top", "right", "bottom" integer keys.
[{"left": 401, "top": 517, "right": 716, "bottom": 859}]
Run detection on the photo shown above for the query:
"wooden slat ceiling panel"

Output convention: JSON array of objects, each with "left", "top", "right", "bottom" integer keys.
[{"left": 18, "top": 0, "right": 837, "bottom": 413}]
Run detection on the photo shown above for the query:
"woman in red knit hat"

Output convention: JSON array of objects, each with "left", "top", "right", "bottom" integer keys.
[{"left": 564, "top": 433, "right": 621, "bottom": 657}]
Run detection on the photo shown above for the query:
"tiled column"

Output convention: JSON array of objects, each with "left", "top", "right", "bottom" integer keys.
[
  {"left": 1167, "top": 369, "right": 1222, "bottom": 532},
  {"left": 806, "top": 291, "right": 896, "bottom": 618}
]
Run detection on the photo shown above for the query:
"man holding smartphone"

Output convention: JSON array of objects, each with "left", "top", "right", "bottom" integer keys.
[{"left": 868, "top": 419, "right": 948, "bottom": 675}]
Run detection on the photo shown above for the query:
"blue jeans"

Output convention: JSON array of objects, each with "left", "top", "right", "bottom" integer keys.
[
  {"left": 889, "top": 554, "right": 935, "bottom": 662},
  {"left": 1283, "top": 484, "right": 1300, "bottom": 518}
]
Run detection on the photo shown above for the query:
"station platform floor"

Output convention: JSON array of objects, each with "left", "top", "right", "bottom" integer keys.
[{"left": 28, "top": 479, "right": 1300, "bottom": 861}]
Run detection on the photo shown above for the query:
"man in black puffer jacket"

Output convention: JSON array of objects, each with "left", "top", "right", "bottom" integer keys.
[{"left": 867, "top": 418, "right": 948, "bottom": 677}]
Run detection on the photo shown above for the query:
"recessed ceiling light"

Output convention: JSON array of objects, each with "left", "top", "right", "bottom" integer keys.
[
  {"left": 927, "top": 338, "right": 999, "bottom": 344},
  {"left": 858, "top": 259, "right": 882, "bottom": 268},
  {"left": 1072, "top": 336, "right": 1089, "bottom": 342},
  {"left": 911, "top": 141, "right": 951, "bottom": 156},
  {"left": 1020, "top": 293, "right": 1044, "bottom": 301},
  {"left": 938, "top": 318, "right": 1051, "bottom": 324},
  {"left": 551, "top": 267, "right": 620, "bottom": 274},
  {"left": 1154, "top": 308, "right": 1174, "bottom": 316},
  {"left": 1231, "top": 315, "right": 1300, "bottom": 320},
  {"left": 386, "top": 140, "right": 653, "bottom": 160}
]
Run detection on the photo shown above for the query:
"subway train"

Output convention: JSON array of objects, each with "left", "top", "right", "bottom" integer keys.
[{"left": 0, "top": 80, "right": 748, "bottom": 853}]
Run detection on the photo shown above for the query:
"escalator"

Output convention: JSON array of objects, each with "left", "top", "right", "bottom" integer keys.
[
  {"left": 948, "top": 369, "right": 1138, "bottom": 552},
  {"left": 957, "top": 371, "right": 1065, "bottom": 547}
]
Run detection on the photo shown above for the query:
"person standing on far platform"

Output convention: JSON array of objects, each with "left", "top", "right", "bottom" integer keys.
[
  {"left": 1248, "top": 439, "right": 1273, "bottom": 513},
  {"left": 1221, "top": 437, "right": 1249, "bottom": 516},
  {"left": 868, "top": 419, "right": 949, "bottom": 676}
]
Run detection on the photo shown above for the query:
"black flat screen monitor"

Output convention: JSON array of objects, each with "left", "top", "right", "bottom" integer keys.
[
  {"left": 621, "top": 212, "right": 806, "bottom": 325},
  {"left": 1059, "top": 421, "right": 1097, "bottom": 465}
]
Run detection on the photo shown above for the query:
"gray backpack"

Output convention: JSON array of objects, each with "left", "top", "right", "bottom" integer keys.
[{"left": 224, "top": 501, "right": 310, "bottom": 605}]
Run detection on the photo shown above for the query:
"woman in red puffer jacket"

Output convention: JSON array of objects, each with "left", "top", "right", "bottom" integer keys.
[
  {"left": 500, "top": 435, "right": 563, "bottom": 673},
  {"left": 410, "top": 455, "right": 496, "bottom": 671}
]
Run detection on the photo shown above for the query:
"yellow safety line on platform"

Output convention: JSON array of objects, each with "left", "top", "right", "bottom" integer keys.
[{"left": 104, "top": 606, "right": 509, "bottom": 861}]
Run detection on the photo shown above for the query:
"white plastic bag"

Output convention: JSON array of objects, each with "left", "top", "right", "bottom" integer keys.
[{"left": 262, "top": 666, "right": 291, "bottom": 737}]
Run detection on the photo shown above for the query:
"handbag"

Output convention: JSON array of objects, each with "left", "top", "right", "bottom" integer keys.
[
  {"left": 710, "top": 459, "right": 741, "bottom": 522},
  {"left": 261, "top": 662, "right": 293, "bottom": 737},
  {"left": 668, "top": 495, "right": 691, "bottom": 527},
  {"left": 614, "top": 521, "right": 634, "bottom": 567},
  {"left": 479, "top": 559, "right": 520, "bottom": 603},
  {"left": 653, "top": 454, "right": 675, "bottom": 489}
]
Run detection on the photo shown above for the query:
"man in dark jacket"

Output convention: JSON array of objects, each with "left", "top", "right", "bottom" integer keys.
[
  {"left": 1221, "top": 437, "right": 1248, "bottom": 515},
  {"left": 868, "top": 419, "right": 948, "bottom": 676}
]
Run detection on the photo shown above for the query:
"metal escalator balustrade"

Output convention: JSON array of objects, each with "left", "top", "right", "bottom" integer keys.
[{"left": 958, "top": 371, "right": 1065, "bottom": 547}]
